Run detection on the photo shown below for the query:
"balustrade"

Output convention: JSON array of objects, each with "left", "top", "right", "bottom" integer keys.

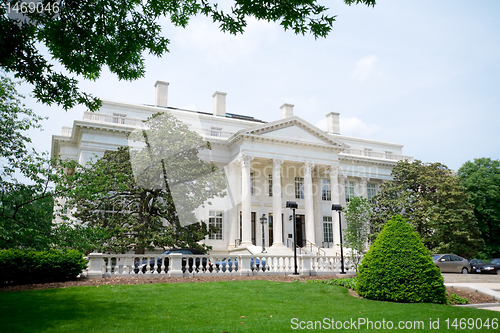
[{"left": 86, "top": 253, "right": 360, "bottom": 279}]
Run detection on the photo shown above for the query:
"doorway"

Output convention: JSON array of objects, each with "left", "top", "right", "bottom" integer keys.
[
  {"left": 295, "top": 214, "right": 306, "bottom": 247},
  {"left": 239, "top": 212, "right": 257, "bottom": 245}
]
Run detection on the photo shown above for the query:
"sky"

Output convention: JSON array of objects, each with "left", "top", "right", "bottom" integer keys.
[{"left": 16, "top": 0, "right": 500, "bottom": 172}]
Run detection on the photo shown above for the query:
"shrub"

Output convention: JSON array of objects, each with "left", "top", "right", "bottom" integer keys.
[
  {"left": 447, "top": 292, "right": 469, "bottom": 305},
  {"left": 0, "top": 249, "right": 87, "bottom": 285},
  {"left": 356, "top": 215, "right": 447, "bottom": 304}
]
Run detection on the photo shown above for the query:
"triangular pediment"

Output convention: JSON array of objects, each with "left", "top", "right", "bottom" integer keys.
[
  {"left": 229, "top": 116, "right": 349, "bottom": 149},
  {"left": 260, "top": 125, "right": 327, "bottom": 144}
]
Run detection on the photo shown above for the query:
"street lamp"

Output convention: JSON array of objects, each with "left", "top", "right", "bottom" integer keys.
[
  {"left": 260, "top": 214, "right": 267, "bottom": 253},
  {"left": 286, "top": 201, "right": 299, "bottom": 275},
  {"left": 331, "top": 204, "right": 346, "bottom": 274}
]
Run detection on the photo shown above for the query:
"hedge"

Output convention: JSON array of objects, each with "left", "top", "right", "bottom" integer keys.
[
  {"left": 0, "top": 249, "right": 88, "bottom": 285},
  {"left": 356, "top": 215, "right": 447, "bottom": 304}
]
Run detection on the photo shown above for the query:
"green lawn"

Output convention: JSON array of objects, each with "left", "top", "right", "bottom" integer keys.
[{"left": 0, "top": 280, "right": 498, "bottom": 332}]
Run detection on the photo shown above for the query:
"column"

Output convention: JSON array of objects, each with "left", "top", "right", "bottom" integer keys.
[
  {"left": 240, "top": 155, "right": 253, "bottom": 245},
  {"left": 272, "top": 159, "right": 284, "bottom": 247},
  {"left": 330, "top": 166, "right": 341, "bottom": 247},
  {"left": 335, "top": 173, "right": 347, "bottom": 247},
  {"left": 226, "top": 161, "right": 239, "bottom": 249},
  {"left": 359, "top": 177, "right": 369, "bottom": 198},
  {"left": 304, "top": 162, "right": 315, "bottom": 245}
]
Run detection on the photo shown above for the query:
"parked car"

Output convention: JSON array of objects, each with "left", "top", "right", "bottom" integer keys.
[
  {"left": 471, "top": 258, "right": 500, "bottom": 275},
  {"left": 214, "top": 257, "right": 266, "bottom": 272},
  {"left": 432, "top": 254, "right": 470, "bottom": 274},
  {"left": 469, "top": 259, "right": 485, "bottom": 273},
  {"left": 134, "top": 248, "right": 207, "bottom": 273}
]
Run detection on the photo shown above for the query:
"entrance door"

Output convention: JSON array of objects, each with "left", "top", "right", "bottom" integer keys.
[
  {"left": 295, "top": 214, "right": 306, "bottom": 247},
  {"left": 268, "top": 213, "right": 273, "bottom": 246},
  {"left": 251, "top": 212, "right": 256, "bottom": 245},
  {"left": 239, "top": 212, "right": 257, "bottom": 245}
]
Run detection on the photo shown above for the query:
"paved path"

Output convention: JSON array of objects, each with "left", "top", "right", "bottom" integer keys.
[{"left": 442, "top": 274, "right": 500, "bottom": 312}]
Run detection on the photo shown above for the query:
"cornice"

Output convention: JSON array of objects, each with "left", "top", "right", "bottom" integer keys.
[
  {"left": 227, "top": 116, "right": 349, "bottom": 150},
  {"left": 338, "top": 154, "right": 399, "bottom": 167},
  {"left": 229, "top": 133, "right": 346, "bottom": 151}
]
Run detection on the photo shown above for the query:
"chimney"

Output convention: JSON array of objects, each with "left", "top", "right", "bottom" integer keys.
[
  {"left": 212, "top": 91, "right": 227, "bottom": 116},
  {"left": 154, "top": 81, "right": 169, "bottom": 107},
  {"left": 326, "top": 112, "right": 340, "bottom": 134},
  {"left": 280, "top": 103, "right": 294, "bottom": 119}
]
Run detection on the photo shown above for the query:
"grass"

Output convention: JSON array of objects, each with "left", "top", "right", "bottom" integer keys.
[{"left": 0, "top": 280, "right": 498, "bottom": 332}]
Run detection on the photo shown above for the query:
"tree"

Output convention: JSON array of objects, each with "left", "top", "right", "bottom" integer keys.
[
  {"left": 0, "top": 75, "right": 97, "bottom": 251},
  {"left": 343, "top": 196, "right": 371, "bottom": 272},
  {"left": 370, "top": 160, "right": 482, "bottom": 258},
  {"left": 60, "top": 112, "right": 227, "bottom": 253},
  {"left": 356, "top": 215, "right": 447, "bottom": 304},
  {"left": 458, "top": 158, "right": 500, "bottom": 258},
  {"left": 0, "top": 75, "right": 55, "bottom": 249},
  {"left": 1, "top": 0, "right": 376, "bottom": 111}
]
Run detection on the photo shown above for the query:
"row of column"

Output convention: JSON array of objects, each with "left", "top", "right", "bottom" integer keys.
[{"left": 239, "top": 155, "right": 371, "bottom": 248}]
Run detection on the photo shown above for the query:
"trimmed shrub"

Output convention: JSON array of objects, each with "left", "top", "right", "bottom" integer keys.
[
  {"left": 356, "top": 215, "right": 447, "bottom": 304},
  {"left": 0, "top": 249, "right": 87, "bottom": 285}
]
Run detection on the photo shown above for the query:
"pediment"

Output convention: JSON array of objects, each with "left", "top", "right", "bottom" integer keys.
[
  {"left": 260, "top": 125, "right": 327, "bottom": 144},
  {"left": 230, "top": 117, "right": 349, "bottom": 149}
]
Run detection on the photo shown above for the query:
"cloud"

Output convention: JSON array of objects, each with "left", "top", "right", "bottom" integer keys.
[
  {"left": 353, "top": 55, "right": 379, "bottom": 82},
  {"left": 315, "top": 117, "right": 382, "bottom": 137},
  {"left": 173, "top": 17, "right": 278, "bottom": 64}
]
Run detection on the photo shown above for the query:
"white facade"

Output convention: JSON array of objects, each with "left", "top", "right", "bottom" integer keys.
[{"left": 52, "top": 81, "right": 413, "bottom": 256}]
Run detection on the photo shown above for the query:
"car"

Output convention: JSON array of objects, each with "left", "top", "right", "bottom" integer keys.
[
  {"left": 471, "top": 258, "right": 500, "bottom": 275},
  {"left": 134, "top": 248, "right": 208, "bottom": 273},
  {"left": 214, "top": 257, "right": 266, "bottom": 272},
  {"left": 432, "top": 254, "right": 470, "bottom": 274},
  {"left": 469, "top": 259, "right": 484, "bottom": 267},
  {"left": 469, "top": 259, "right": 485, "bottom": 273}
]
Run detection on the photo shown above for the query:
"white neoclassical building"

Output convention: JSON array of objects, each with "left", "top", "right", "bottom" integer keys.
[{"left": 52, "top": 81, "right": 413, "bottom": 256}]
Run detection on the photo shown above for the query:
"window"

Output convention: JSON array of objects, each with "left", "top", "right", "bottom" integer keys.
[
  {"left": 210, "top": 127, "right": 222, "bottom": 137},
  {"left": 295, "top": 177, "right": 304, "bottom": 199},
  {"left": 367, "top": 183, "right": 377, "bottom": 202},
  {"left": 268, "top": 174, "right": 273, "bottom": 197},
  {"left": 250, "top": 173, "right": 254, "bottom": 196},
  {"left": 345, "top": 181, "right": 355, "bottom": 202},
  {"left": 113, "top": 113, "right": 126, "bottom": 124},
  {"left": 209, "top": 211, "right": 223, "bottom": 240},
  {"left": 321, "top": 179, "right": 331, "bottom": 201},
  {"left": 323, "top": 216, "right": 333, "bottom": 243}
]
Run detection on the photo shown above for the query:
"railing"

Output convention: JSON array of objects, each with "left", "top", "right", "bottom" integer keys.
[
  {"left": 83, "top": 112, "right": 145, "bottom": 127},
  {"left": 199, "top": 128, "right": 234, "bottom": 139},
  {"left": 85, "top": 253, "right": 358, "bottom": 278},
  {"left": 61, "top": 126, "right": 72, "bottom": 136},
  {"left": 286, "top": 239, "right": 306, "bottom": 254},
  {"left": 322, "top": 242, "right": 334, "bottom": 249},
  {"left": 340, "top": 148, "right": 413, "bottom": 162},
  {"left": 82, "top": 112, "right": 235, "bottom": 138},
  {"left": 303, "top": 240, "right": 326, "bottom": 256}
]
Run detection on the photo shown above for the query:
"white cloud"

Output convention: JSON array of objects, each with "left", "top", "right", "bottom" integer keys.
[
  {"left": 315, "top": 117, "right": 382, "bottom": 137},
  {"left": 353, "top": 55, "right": 379, "bottom": 82},
  {"left": 174, "top": 17, "right": 278, "bottom": 64},
  {"left": 342, "top": 117, "right": 383, "bottom": 137}
]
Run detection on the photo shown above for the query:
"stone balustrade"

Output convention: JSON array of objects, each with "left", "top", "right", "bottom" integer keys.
[{"left": 86, "top": 253, "right": 358, "bottom": 279}]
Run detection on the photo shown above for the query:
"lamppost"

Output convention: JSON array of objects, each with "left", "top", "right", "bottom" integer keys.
[
  {"left": 260, "top": 214, "right": 267, "bottom": 253},
  {"left": 286, "top": 201, "right": 299, "bottom": 275},
  {"left": 331, "top": 204, "right": 346, "bottom": 274}
]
